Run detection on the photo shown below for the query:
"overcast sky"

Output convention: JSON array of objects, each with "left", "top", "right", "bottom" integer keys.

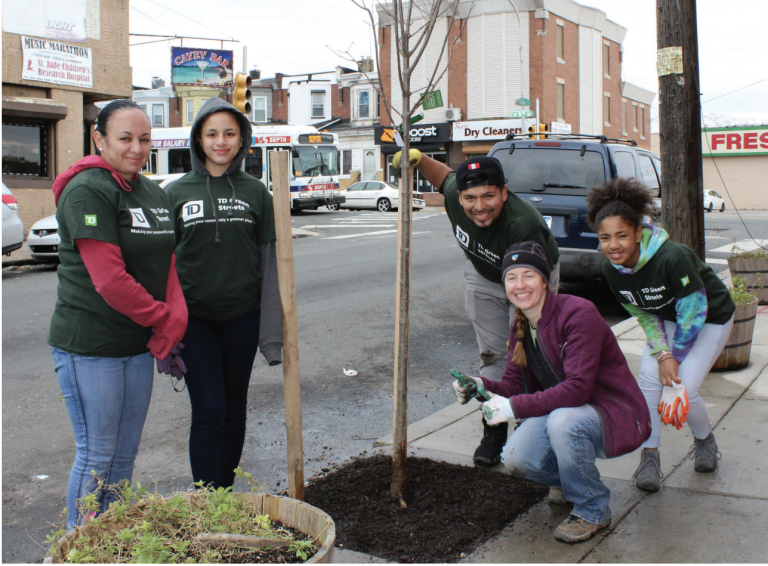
[{"left": 129, "top": 0, "right": 768, "bottom": 131}]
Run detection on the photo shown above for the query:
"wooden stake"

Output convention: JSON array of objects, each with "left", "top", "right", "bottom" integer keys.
[
  {"left": 269, "top": 150, "right": 305, "bottom": 501},
  {"left": 657, "top": 0, "right": 705, "bottom": 260}
]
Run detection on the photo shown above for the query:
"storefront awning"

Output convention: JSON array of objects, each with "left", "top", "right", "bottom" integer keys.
[
  {"left": 462, "top": 143, "right": 496, "bottom": 155},
  {"left": 2, "top": 96, "right": 68, "bottom": 121}
]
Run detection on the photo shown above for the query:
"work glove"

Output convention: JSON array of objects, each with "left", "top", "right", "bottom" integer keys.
[
  {"left": 481, "top": 393, "right": 516, "bottom": 426},
  {"left": 658, "top": 383, "right": 688, "bottom": 430},
  {"left": 450, "top": 369, "right": 490, "bottom": 404},
  {"left": 391, "top": 149, "right": 422, "bottom": 177},
  {"left": 157, "top": 343, "right": 187, "bottom": 379}
]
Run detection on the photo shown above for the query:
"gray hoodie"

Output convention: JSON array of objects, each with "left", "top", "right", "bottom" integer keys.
[{"left": 187, "top": 96, "right": 283, "bottom": 365}]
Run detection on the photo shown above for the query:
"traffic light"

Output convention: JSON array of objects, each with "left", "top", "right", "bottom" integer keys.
[
  {"left": 233, "top": 72, "right": 252, "bottom": 114},
  {"left": 527, "top": 123, "right": 549, "bottom": 140}
]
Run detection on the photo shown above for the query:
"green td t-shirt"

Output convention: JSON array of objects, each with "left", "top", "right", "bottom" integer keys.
[
  {"left": 167, "top": 171, "right": 276, "bottom": 321},
  {"left": 49, "top": 169, "right": 177, "bottom": 357},
  {"left": 442, "top": 173, "right": 560, "bottom": 283},
  {"left": 602, "top": 239, "right": 735, "bottom": 324}
]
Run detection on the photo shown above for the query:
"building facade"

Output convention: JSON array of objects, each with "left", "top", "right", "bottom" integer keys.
[
  {"left": 132, "top": 82, "right": 174, "bottom": 129},
  {"left": 377, "top": 0, "right": 655, "bottom": 178},
  {"left": 2, "top": 1, "right": 132, "bottom": 230}
]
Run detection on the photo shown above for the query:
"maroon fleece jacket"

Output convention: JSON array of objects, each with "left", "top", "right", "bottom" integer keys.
[{"left": 480, "top": 292, "right": 651, "bottom": 458}]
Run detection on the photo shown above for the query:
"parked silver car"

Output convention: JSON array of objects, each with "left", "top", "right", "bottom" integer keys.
[
  {"left": 27, "top": 214, "right": 60, "bottom": 261},
  {"left": 2, "top": 183, "right": 24, "bottom": 255}
]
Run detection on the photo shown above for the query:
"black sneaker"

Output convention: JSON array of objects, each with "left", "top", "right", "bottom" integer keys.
[{"left": 473, "top": 418, "right": 508, "bottom": 467}]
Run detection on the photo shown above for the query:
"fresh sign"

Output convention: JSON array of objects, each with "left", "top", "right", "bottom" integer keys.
[{"left": 702, "top": 127, "right": 768, "bottom": 156}]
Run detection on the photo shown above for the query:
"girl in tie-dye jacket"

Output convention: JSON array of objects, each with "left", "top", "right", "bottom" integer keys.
[{"left": 586, "top": 178, "right": 735, "bottom": 492}]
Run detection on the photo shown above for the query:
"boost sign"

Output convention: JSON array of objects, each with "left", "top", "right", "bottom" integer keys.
[
  {"left": 374, "top": 123, "right": 450, "bottom": 145},
  {"left": 702, "top": 127, "right": 768, "bottom": 156}
]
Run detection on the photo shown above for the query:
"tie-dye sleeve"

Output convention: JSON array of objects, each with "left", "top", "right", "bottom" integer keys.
[
  {"left": 671, "top": 288, "right": 708, "bottom": 363},
  {"left": 622, "top": 303, "right": 670, "bottom": 355}
]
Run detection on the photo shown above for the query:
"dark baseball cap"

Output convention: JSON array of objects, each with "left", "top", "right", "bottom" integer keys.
[{"left": 456, "top": 156, "right": 506, "bottom": 192}]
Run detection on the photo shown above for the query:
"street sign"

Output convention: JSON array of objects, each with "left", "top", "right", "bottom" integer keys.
[
  {"left": 512, "top": 109, "right": 535, "bottom": 118},
  {"left": 423, "top": 90, "right": 444, "bottom": 110},
  {"left": 516, "top": 97, "right": 531, "bottom": 107},
  {"left": 511, "top": 110, "right": 522, "bottom": 118}
]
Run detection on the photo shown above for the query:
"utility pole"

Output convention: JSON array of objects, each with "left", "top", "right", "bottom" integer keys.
[{"left": 656, "top": 0, "right": 705, "bottom": 260}]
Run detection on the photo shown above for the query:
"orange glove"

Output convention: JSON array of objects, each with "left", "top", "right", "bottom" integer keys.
[{"left": 658, "top": 384, "right": 689, "bottom": 430}]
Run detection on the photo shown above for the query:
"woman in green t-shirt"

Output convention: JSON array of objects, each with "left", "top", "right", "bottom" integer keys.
[
  {"left": 586, "top": 178, "right": 735, "bottom": 493},
  {"left": 166, "top": 97, "right": 283, "bottom": 490},
  {"left": 49, "top": 100, "right": 188, "bottom": 529}
]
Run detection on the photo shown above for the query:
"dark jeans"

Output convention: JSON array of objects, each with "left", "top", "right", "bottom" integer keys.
[{"left": 181, "top": 309, "right": 260, "bottom": 489}]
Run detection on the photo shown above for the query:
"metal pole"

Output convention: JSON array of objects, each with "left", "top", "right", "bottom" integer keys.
[
  {"left": 243, "top": 45, "right": 247, "bottom": 74},
  {"left": 507, "top": 0, "right": 525, "bottom": 134}
]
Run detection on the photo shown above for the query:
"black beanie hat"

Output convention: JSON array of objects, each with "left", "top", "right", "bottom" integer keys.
[{"left": 501, "top": 241, "right": 551, "bottom": 283}]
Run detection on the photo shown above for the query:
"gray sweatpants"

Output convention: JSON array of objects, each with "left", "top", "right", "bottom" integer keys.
[{"left": 464, "top": 260, "right": 560, "bottom": 381}]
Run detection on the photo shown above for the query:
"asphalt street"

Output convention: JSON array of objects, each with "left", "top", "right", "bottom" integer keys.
[{"left": 3, "top": 206, "right": 767, "bottom": 562}]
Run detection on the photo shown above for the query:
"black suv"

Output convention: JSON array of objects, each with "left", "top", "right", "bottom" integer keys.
[{"left": 489, "top": 134, "right": 662, "bottom": 279}]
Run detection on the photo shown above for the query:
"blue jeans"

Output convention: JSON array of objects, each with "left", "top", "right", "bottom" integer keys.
[
  {"left": 501, "top": 405, "right": 611, "bottom": 524},
  {"left": 52, "top": 347, "right": 154, "bottom": 530},
  {"left": 181, "top": 309, "right": 260, "bottom": 489}
]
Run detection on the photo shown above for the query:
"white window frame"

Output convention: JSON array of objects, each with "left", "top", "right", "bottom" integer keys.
[
  {"left": 603, "top": 41, "right": 610, "bottom": 78},
  {"left": 251, "top": 96, "right": 267, "bottom": 122},
  {"left": 186, "top": 100, "right": 194, "bottom": 124},
  {"left": 638, "top": 103, "right": 645, "bottom": 139},
  {"left": 603, "top": 92, "right": 611, "bottom": 127},
  {"left": 556, "top": 20, "right": 565, "bottom": 64},
  {"left": 358, "top": 90, "right": 370, "bottom": 119},
  {"left": 311, "top": 91, "right": 325, "bottom": 119},
  {"left": 152, "top": 104, "right": 164, "bottom": 127},
  {"left": 632, "top": 101, "right": 639, "bottom": 133}
]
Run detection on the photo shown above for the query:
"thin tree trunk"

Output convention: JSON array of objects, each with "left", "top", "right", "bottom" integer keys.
[
  {"left": 390, "top": 81, "right": 412, "bottom": 509},
  {"left": 657, "top": 0, "right": 705, "bottom": 260}
]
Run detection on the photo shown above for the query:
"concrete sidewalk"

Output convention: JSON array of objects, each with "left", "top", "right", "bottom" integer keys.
[{"left": 372, "top": 270, "right": 768, "bottom": 563}]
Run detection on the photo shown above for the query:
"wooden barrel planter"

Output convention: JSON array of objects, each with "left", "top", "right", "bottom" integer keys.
[
  {"left": 712, "top": 297, "right": 759, "bottom": 370},
  {"left": 728, "top": 257, "right": 768, "bottom": 304},
  {"left": 46, "top": 493, "right": 335, "bottom": 564}
]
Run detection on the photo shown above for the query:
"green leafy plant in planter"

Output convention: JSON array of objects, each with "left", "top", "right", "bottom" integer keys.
[
  {"left": 728, "top": 243, "right": 768, "bottom": 304},
  {"left": 46, "top": 469, "right": 320, "bottom": 564},
  {"left": 729, "top": 275, "right": 759, "bottom": 305}
]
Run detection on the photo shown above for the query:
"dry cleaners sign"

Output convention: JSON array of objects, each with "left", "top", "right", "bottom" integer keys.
[
  {"left": 452, "top": 119, "right": 535, "bottom": 141},
  {"left": 21, "top": 36, "right": 92, "bottom": 88}
]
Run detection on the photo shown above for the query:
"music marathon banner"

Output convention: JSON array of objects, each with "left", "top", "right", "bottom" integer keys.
[{"left": 21, "top": 36, "right": 92, "bottom": 88}]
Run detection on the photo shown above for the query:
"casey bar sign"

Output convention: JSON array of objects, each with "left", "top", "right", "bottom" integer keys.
[{"left": 702, "top": 127, "right": 768, "bottom": 157}]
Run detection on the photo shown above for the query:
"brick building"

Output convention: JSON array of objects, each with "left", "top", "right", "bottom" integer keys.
[
  {"left": 376, "top": 0, "right": 655, "bottom": 178},
  {"left": 2, "top": 2, "right": 132, "bottom": 230}
]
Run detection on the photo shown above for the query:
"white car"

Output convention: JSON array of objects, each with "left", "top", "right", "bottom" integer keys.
[
  {"left": 2, "top": 183, "right": 25, "bottom": 256},
  {"left": 158, "top": 173, "right": 185, "bottom": 191},
  {"left": 26, "top": 214, "right": 60, "bottom": 261},
  {"left": 340, "top": 181, "right": 425, "bottom": 212},
  {"left": 704, "top": 190, "right": 725, "bottom": 212}
]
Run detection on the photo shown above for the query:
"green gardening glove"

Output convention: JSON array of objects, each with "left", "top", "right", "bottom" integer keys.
[
  {"left": 391, "top": 149, "right": 422, "bottom": 178},
  {"left": 450, "top": 369, "right": 491, "bottom": 404}
]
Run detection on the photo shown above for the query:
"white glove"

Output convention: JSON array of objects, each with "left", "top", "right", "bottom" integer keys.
[
  {"left": 452, "top": 375, "right": 484, "bottom": 405},
  {"left": 481, "top": 393, "right": 516, "bottom": 426}
]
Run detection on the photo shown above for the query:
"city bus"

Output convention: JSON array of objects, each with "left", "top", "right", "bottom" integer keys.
[{"left": 146, "top": 124, "right": 345, "bottom": 211}]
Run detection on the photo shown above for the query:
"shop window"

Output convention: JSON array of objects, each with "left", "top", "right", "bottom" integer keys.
[
  {"left": 252, "top": 97, "right": 267, "bottom": 122},
  {"left": 2, "top": 121, "right": 50, "bottom": 178},
  {"left": 311, "top": 91, "right": 325, "bottom": 118},
  {"left": 152, "top": 105, "right": 164, "bottom": 127}
]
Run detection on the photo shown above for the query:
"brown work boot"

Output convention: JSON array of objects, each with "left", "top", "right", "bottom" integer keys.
[
  {"left": 553, "top": 514, "right": 610, "bottom": 543},
  {"left": 548, "top": 487, "right": 568, "bottom": 505}
]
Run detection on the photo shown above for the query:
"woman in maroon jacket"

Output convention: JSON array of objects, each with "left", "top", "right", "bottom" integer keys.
[{"left": 453, "top": 241, "right": 650, "bottom": 544}]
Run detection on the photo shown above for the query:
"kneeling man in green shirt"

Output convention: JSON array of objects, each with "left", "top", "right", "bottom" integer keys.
[{"left": 392, "top": 150, "right": 560, "bottom": 466}]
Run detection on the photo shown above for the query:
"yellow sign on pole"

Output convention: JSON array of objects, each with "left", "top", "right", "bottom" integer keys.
[{"left": 657, "top": 46, "right": 683, "bottom": 76}]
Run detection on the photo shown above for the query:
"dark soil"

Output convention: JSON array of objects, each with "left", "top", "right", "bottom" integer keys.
[
  {"left": 303, "top": 454, "right": 548, "bottom": 563},
  {"left": 225, "top": 523, "right": 318, "bottom": 564}
]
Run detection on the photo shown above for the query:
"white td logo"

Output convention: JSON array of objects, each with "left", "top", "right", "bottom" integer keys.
[
  {"left": 129, "top": 208, "right": 151, "bottom": 228},
  {"left": 619, "top": 290, "right": 637, "bottom": 306},
  {"left": 182, "top": 200, "right": 204, "bottom": 221},
  {"left": 455, "top": 225, "right": 470, "bottom": 248}
]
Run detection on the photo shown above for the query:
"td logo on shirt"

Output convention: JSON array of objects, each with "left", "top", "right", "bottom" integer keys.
[
  {"left": 129, "top": 208, "right": 151, "bottom": 228},
  {"left": 455, "top": 225, "right": 470, "bottom": 248},
  {"left": 619, "top": 290, "right": 638, "bottom": 306},
  {"left": 182, "top": 200, "right": 204, "bottom": 222}
]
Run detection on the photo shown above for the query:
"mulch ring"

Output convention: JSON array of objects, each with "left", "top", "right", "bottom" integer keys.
[{"left": 303, "top": 454, "right": 548, "bottom": 563}]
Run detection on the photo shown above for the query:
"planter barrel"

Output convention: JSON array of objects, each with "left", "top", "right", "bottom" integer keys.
[
  {"left": 712, "top": 298, "right": 759, "bottom": 370},
  {"left": 728, "top": 257, "right": 768, "bottom": 304},
  {"left": 46, "top": 493, "right": 335, "bottom": 564}
]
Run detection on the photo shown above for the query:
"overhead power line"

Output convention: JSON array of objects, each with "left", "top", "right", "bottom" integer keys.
[
  {"left": 143, "top": 0, "right": 234, "bottom": 41},
  {"left": 701, "top": 77, "right": 768, "bottom": 104}
]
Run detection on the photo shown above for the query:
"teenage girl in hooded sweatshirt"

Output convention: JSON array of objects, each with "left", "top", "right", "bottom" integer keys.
[
  {"left": 586, "top": 178, "right": 735, "bottom": 492},
  {"left": 166, "top": 97, "right": 283, "bottom": 489}
]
